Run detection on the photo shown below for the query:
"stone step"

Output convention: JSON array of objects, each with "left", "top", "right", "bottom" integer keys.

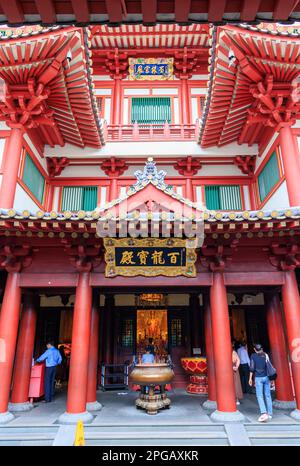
[
  {"left": 245, "top": 423, "right": 300, "bottom": 446},
  {"left": 84, "top": 431, "right": 228, "bottom": 440},
  {"left": 85, "top": 438, "right": 229, "bottom": 446},
  {"left": 85, "top": 424, "right": 225, "bottom": 433}
]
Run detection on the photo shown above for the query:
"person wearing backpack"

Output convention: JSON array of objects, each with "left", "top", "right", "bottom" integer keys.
[{"left": 249, "top": 343, "right": 276, "bottom": 422}]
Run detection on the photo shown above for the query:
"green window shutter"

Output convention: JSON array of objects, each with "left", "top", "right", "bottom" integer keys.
[
  {"left": 258, "top": 152, "right": 280, "bottom": 202},
  {"left": 205, "top": 185, "right": 242, "bottom": 210},
  {"left": 61, "top": 186, "right": 98, "bottom": 211},
  {"left": 82, "top": 186, "right": 98, "bottom": 210},
  {"left": 205, "top": 186, "right": 221, "bottom": 210},
  {"left": 219, "top": 185, "right": 242, "bottom": 210},
  {"left": 131, "top": 97, "right": 171, "bottom": 124},
  {"left": 22, "top": 153, "right": 45, "bottom": 204},
  {"left": 61, "top": 187, "right": 83, "bottom": 211}
]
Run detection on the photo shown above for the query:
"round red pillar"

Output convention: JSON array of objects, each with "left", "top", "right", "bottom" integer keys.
[
  {"left": 0, "top": 272, "right": 21, "bottom": 424},
  {"left": 210, "top": 272, "right": 244, "bottom": 421},
  {"left": 10, "top": 294, "right": 38, "bottom": 411},
  {"left": 180, "top": 76, "right": 190, "bottom": 125},
  {"left": 185, "top": 178, "right": 193, "bottom": 202},
  {"left": 0, "top": 128, "right": 23, "bottom": 209},
  {"left": 112, "top": 76, "right": 122, "bottom": 126},
  {"left": 281, "top": 270, "right": 300, "bottom": 420},
  {"left": 86, "top": 293, "right": 102, "bottom": 412},
  {"left": 279, "top": 125, "right": 300, "bottom": 206},
  {"left": 265, "top": 293, "right": 295, "bottom": 409},
  {"left": 110, "top": 178, "right": 118, "bottom": 201},
  {"left": 59, "top": 272, "right": 93, "bottom": 424},
  {"left": 203, "top": 294, "right": 217, "bottom": 410}
]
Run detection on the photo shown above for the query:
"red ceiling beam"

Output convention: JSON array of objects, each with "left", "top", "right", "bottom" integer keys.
[
  {"left": 175, "top": 0, "right": 191, "bottom": 23},
  {"left": 105, "top": 0, "right": 123, "bottom": 23},
  {"left": 71, "top": 0, "right": 90, "bottom": 23},
  {"left": 208, "top": 0, "right": 226, "bottom": 22},
  {"left": 0, "top": 0, "right": 24, "bottom": 23},
  {"left": 240, "top": 0, "right": 262, "bottom": 21},
  {"left": 34, "top": 0, "right": 56, "bottom": 23},
  {"left": 141, "top": 0, "right": 157, "bottom": 24},
  {"left": 273, "top": 0, "right": 300, "bottom": 20}
]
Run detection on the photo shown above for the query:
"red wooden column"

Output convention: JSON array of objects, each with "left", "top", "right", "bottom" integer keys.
[
  {"left": 202, "top": 294, "right": 217, "bottom": 410},
  {"left": 110, "top": 178, "right": 118, "bottom": 201},
  {"left": 86, "top": 292, "right": 102, "bottom": 412},
  {"left": 9, "top": 294, "right": 38, "bottom": 412},
  {"left": 210, "top": 272, "right": 244, "bottom": 422},
  {"left": 0, "top": 272, "right": 21, "bottom": 424},
  {"left": 0, "top": 128, "right": 23, "bottom": 209},
  {"left": 281, "top": 270, "right": 300, "bottom": 420},
  {"left": 279, "top": 125, "right": 300, "bottom": 206},
  {"left": 112, "top": 75, "right": 122, "bottom": 126},
  {"left": 185, "top": 178, "right": 193, "bottom": 202},
  {"left": 265, "top": 292, "right": 295, "bottom": 410},
  {"left": 180, "top": 75, "right": 191, "bottom": 125},
  {"left": 59, "top": 272, "right": 93, "bottom": 424}
]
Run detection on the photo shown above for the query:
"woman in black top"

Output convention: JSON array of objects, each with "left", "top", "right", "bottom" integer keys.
[{"left": 249, "top": 344, "right": 273, "bottom": 422}]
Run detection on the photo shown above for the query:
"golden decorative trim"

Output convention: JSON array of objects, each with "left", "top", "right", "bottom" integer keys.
[{"left": 104, "top": 238, "right": 197, "bottom": 278}]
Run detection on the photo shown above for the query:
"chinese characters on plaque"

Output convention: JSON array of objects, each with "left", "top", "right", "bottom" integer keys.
[
  {"left": 104, "top": 238, "right": 196, "bottom": 277},
  {"left": 128, "top": 58, "right": 174, "bottom": 80}
]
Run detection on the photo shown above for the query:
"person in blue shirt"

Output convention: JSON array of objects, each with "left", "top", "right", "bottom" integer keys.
[
  {"left": 141, "top": 346, "right": 155, "bottom": 364},
  {"left": 36, "top": 341, "right": 62, "bottom": 403},
  {"left": 141, "top": 347, "right": 155, "bottom": 395}
]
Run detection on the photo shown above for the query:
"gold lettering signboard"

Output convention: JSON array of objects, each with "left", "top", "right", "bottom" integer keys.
[{"left": 104, "top": 238, "right": 197, "bottom": 277}]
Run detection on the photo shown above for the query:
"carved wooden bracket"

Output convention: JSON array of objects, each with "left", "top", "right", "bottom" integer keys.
[
  {"left": 174, "top": 47, "right": 199, "bottom": 78},
  {"left": 0, "top": 244, "right": 34, "bottom": 272},
  {"left": 246, "top": 74, "right": 300, "bottom": 129},
  {"left": 105, "top": 49, "right": 129, "bottom": 79},
  {"left": 266, "top": 243, "right": 300, "bottom": 271},
  {"left": 64, "top": 244, "right": 102, "bottom": 273},
  {"left": 234, "top": 156, "right": 256, "bottom": 177},
  {"left": 201, "top": 242, "right": 239, "bottom": 272},
  {"left": 100, "top": 157, "right": 128, "bottom": 177},
  {"left": 174, "top": 157, "right": 202, "bottom": 176},
  {"left": 46, "top": 157, "right": 70, "bottom": 177}
]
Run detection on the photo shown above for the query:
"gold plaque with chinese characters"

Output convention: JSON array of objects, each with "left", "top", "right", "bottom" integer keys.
[{"left": 104, "top": 238, "right": 197, "bottom": 277}]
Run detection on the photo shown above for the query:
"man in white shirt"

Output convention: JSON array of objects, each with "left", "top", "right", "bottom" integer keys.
[{"left": 237, "top": 342, "right": 251, "bottom": 394}]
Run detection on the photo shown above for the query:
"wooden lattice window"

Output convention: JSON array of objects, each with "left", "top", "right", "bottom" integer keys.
[
  {"left": 120, "top": 318, "right": 134, "bottom": 347},
  {"left": 131, "top": 97, "right": 171, "bottom": 124},
  {"left": 170, "top": 318, "right": 183, "bottom": 347},
  {"left": 61, "top": 186, "right": 98, "bottom": 211},
  {"left": 200, "top": 96, "right": 206, "bottom": 113},
  {"left": 258, "top": 151, "right": 280, "bottom": 202},
  {"left": 205, "top": 185, "right": 242, "bottom": 210},
  {"left": 96, "top": 97, "right": 103, "bottom": 117},
  {"left": 22, "top": 153, "right": 45, "bottom": 204}
]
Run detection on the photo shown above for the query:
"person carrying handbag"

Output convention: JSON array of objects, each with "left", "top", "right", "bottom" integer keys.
[{"left": 249, "top": 343, "right": 277, "bottom": 422}]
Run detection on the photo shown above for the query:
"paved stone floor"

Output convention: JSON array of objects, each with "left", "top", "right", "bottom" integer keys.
[{"left": 6, "top": 388, "right": 299, "bottom": 426}]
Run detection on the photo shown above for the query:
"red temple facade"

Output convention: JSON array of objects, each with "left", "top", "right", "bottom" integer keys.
[{"left": 0, "top": 21, "right": 300, "bottom": 426}]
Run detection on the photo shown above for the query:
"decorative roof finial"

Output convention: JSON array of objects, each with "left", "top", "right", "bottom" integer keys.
[{"left": 133, "top": 158, "right": 167, "bottom": 189}]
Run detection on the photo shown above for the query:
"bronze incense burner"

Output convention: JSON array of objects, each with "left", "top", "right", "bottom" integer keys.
[{"left": 130, "top": 363, "right": 174, "bottom": 415}]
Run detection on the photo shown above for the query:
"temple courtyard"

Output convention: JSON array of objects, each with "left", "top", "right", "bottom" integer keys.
[{"left": 1, "top": 389, "right": 300, "bottom": 446}]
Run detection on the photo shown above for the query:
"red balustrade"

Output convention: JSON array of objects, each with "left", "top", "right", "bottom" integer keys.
[{"left": 103, "top": 121, "right": 199, "bottom": 142}]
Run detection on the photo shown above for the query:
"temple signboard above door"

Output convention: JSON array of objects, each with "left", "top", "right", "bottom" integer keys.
[{"left": 104, "top": 238, "right": 196, "bottom": 277}]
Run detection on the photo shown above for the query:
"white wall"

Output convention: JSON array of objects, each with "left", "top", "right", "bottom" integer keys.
[
  {"left": 13, "top": 183, "right": 40, "bottom": 212},
  {"left": 0, "top": 137, "right": 6, "bottom": 170},
  {"left": 45, "top": 141, "right": 258, "bottom": 158},
  {"left": 57, "top": 163, "right": 248, "bottom": 179},
  {"left": 23, "top": 133, "right": 47, "bottom": 171},
  {"left": 262, "top": 181, "right": 289, "bottom": 210}
]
